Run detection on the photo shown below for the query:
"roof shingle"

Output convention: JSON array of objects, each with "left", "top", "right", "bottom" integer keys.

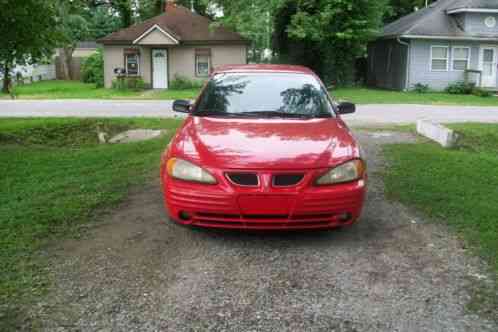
[
  {"left": 98, "top": 4, "right": 248, "bottom": 45},
  {"left": 380, "top": 0, "right": 498, "bottom": 39}
]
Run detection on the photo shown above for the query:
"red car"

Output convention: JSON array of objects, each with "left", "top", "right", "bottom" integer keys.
[{"left": 160, "top": 65, "right": 366, "bottom": 230}]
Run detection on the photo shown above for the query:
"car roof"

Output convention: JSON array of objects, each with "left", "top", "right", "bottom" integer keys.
[{"left": 212, "top": 64, "right": 315, "bottom": 76}]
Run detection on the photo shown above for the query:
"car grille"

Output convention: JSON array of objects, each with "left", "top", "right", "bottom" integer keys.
[
  {"left": 226, "top": 172, "right": 259, "bottom": 186},
  {"left": 273, "top": 174, "right": 305, "bottom": 187},
  {"left": 192, "top": 212, "right": 336, "bottom": 229}
]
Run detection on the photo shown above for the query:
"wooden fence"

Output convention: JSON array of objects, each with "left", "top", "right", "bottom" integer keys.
[{"left": 55, "top": 57, "right": 85, "bottom": 81}]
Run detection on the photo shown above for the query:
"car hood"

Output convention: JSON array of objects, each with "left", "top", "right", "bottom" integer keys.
[{"left": 171, "top": 116, "right": 359, "bottom": 170}]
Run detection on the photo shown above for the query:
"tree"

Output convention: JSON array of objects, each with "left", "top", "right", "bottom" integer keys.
[
  {"left": 85, "top": 6, "right": 122, "bottom": 39},
  {"left": 207, "top": 0, "right": 280, "bottom": 62},
  {"left": 85, "top": 0, "right": 133, "bottom": 28},
  {"left": 58, "top": 0, "right": 91, "bottom": 80},
  {"left": 273, "top": 0, "right": 388, "bottom": 85},
  {"left": 385, "top": 0, "right": 436, "bottom": 23},
  {"left": 136, "top": 0, "right": 210, "bottom": 22},
  {"left": 0, "top": 0, "right": 61, "bottom": 93}
]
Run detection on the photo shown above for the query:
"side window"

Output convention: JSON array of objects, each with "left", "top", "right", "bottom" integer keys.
[
  {"left": 126, "top": 54, "right": 139, "bottom": 75},
  {"left": 195, "top": 49, "right": 211, "bottom": 77},
  {"left": 452, "top": 47, "right": 470, "bottom": 71},
  {"left": 431, "top": 46, "right": 449, "bottom": 71}
]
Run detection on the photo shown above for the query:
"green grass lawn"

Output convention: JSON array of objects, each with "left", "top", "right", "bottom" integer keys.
[
  {"left": 332, "top": 87, "right": 498, "bottom": 106},
  {"left": 4, "top": 80, "right": 498, "bottom": 106},
  {"left": 0, "top": 118, "right": 182, "bottom": 329},
  {"left": 8, "top": 80, "right": 200, "bottom": 100},
  {"left": 383, "top": 124, "right": 498, "bottom": 275}
]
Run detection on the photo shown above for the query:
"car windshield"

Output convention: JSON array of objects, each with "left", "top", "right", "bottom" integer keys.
[{"left": 194, "top": 73, "right": 335, "bottom": 118}]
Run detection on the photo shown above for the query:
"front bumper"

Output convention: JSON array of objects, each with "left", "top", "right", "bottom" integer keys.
[{"left": 161, "top": 168, "right": 366, "bottom": 230}]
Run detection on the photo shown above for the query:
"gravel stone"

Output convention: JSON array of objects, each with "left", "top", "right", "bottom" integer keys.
[{"left": 27, "top": 131, "right": 496, "bottom": 331}]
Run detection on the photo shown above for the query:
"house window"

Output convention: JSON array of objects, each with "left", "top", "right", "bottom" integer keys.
[
  {"left": 431, "top": 46, "right": 449, "bottom": 71},
  {"left": 195, "top": 49, "right": 211, "bottom": 77},
  {"left": 126, "top": 54, "right": 139, "bottom": 75},
  {"left": 452, "top": 47, "right": 470, "bottom": 71}
]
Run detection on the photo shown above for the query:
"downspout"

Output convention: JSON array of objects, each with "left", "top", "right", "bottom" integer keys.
[{"left": 397, "top": 37, "right": 411, "bottom": 91}]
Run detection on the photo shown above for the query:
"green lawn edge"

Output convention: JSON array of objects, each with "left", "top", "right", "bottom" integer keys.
[{"left": 0, "top": 118, "right": 182, "bottom": 330}]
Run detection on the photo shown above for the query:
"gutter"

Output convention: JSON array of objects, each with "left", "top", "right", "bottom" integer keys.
[
  {"left": 396, "top": 37, "right": 411, "bottom": 91},
  {"left": 400, "top": 34, "right": 498, "bottom": 41}
]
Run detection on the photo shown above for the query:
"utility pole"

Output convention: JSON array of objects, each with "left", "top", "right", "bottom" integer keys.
[{"left": 191, "top": 0, "right": 194, "bottom": 12}]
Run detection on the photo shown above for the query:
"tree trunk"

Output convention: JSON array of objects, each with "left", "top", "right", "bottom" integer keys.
[
  {"left": 61, "top": 47, "right": 74, "bottom": 80},
  {"left": 61, "top": 47, "right": 75, "bottom": 80},
  {"left": 2, "top": 63, "right": 11, "bottom": 94}
]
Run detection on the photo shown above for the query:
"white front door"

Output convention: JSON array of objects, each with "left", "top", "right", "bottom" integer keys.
[
  {"left": 152, "top": 49, "right": 168, "bottom": 89},
  {"left": 480, "top": 46, "right": 497, "bottom": 88}
]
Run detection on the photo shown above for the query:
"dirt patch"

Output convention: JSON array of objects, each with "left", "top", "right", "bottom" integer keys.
[{"left": 25, "top": 131, "right": 496, "bottom": 331}]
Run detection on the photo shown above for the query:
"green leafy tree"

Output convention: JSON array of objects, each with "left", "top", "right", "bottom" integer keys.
[
  {"left": 85, "top": 6, "right": 122, "bottom": 39},
  {"left": 385, "top": 0, "right": 436, "bottom": 23},
  {"left": 137, "top": 0, "right": 209, "bottom": 22},
  {"left": 58, "top": 0, "right": 91, "bottom": 80},
  {"left": 0, "top": 0, "right": 61, "bottom": 93},
  {"left": 274, "top": 0, "right": 388, "bottom": 85},
  {"left": 86, "top": 0, "right": 133, "bottom": 28},
  {"left": 207, "top": 0, "right": 280, "bottom": 62}
]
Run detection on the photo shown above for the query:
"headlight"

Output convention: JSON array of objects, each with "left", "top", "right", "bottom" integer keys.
[
  {"left": 166, "top": 158, "right": 217, "bottom": 184},
  {"left": 316, "top": 159, "right": 365, "bottom": 185}
]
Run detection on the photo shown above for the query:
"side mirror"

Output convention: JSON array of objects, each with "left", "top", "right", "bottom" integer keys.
[
  {"left": 173, "top": 100, "right": 191, "bottom": 113},
  {"left": 337, "top": 102, "right": 356, "bottom": 115}
]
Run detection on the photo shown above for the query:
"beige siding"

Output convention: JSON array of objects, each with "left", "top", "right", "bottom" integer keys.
[
  {"left": 137, "top": 29, "right": 178, "bottom": 45},
  {"left": 103, "top": 45, "right": 153, "bottom": 88},
  {"left": 168, "top": 45, "right": 247, "bottom": 81},
  {"left": 103, "top": 46, "right": 124, "bottom": 88},
  {"left": 140, "top": 47, "right": 152, "bottom": 86},
  {"left": 104, "top": 44, "right": 247, "bottom": 88}
]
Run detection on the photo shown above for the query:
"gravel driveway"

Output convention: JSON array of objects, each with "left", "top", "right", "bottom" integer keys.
[
  {"left": 28, "top": 131, "right": 495, "bottom": 331},
  {"left": 1, "top": 100, "right": 497, "bottom": 124}
]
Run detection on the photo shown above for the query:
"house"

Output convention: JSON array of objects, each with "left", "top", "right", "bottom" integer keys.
[
  {"left": 367, "top": 0, "right": 498, "bottom": 91},
  {"left": 97, "top": 1, "right": 249, "bottom": 89}
]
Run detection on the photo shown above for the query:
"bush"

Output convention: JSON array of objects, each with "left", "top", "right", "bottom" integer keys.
[
  {"left": 412, "top": 83, "right": 430, "bottom": 94},
  {"left": 112, "top": 76, "right": 145, "bottom": 91},
  {"left": 170, "top": 74, "right": 205, "bottom": 90},
  {"left": 472, "top": 87, "right": 493, "bottom": 98},
  {"left": 81, "top": 48, "right": 104, "bottom": 88},
  {"left": 445, "top": 81, "right": 475, "bottom": 95}
]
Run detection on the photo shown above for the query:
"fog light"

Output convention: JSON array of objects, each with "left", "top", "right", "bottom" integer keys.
[
  {"left": 338, "top": 213, "right": 352, "bottom": 223},
  {"left": 179, "top": 211, "right": 191, "bottom": 221}
]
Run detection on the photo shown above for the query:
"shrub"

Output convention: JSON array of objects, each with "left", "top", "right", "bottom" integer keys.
[
  {"left": 81, "top": 48, "right": 104, "bottom": 88},
  {"left": 170, "top": 74, "right": 205, "bottom": 90},
  {"left": 472, "top": 87, "right": 493, "bottom": 98},
  {"left": 112, "top": 76, "right": 145, "bottom": 91},
  {"left": 445, "top": 81, "right": 475, "bottom": 95},
  {"left": 412, "top": 83, "right": 430, "bottom": 94}
]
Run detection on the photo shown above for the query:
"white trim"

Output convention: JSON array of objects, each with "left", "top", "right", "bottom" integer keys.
[
  {"left": 133, "top": 24, "right": 179, "bottom": 45},
  {"left": 401, "top": 34, "right": 498, "bottom": 41},
  {"left": 447, "top": 8, "right": 498, "bottom": 15},
  {"left": 485, "top": 16, "right": 497, "bottom": 28},
  {"left": 479, "top": 45, "right": 498, "bottom": 88},
  {"left": 430, "top": 45, "right": 449, "bottom": 72},
  {"left": 451, "top": 46, "right": 471, "bottom": 71}
]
